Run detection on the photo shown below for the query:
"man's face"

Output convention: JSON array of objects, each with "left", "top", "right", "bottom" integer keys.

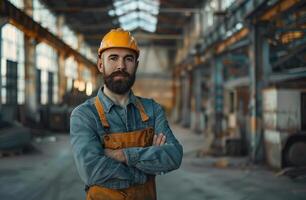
[{"left": 97, "top": 48, "right": 138, "bottom": 95}]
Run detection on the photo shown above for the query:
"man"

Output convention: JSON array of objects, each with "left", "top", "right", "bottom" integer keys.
[{"left": 70, "top": 28, "right": 183, "bottom": 200}]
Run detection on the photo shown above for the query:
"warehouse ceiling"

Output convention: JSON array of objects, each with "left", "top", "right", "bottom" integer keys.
[{"left": 40, "top": 0, "right": 203, "bottom": 50}]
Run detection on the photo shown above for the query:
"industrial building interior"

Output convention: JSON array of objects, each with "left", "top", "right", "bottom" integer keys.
[{"left": 0, "top": 0, "right": 306, "bottom": 199}]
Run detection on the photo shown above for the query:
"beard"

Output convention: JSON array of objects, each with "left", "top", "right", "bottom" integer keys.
[{"left": 103, "top": 70, "right": 136, "bottom": 95}]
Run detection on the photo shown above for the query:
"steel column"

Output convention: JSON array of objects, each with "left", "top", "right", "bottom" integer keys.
[
  {"left": 214, "top": 57, "right": 224, "bottom": 135},
  {"left": 172, "top": 70, "right": 181, "bottom": 123},
  {"left": 248, "top": 23, "right": 270, "bottom": 162},
  {"left": 181, "top": 71, "right": 192, "bottom": 127},
  {"left": 56, "top": 15, "right": 67, "bottom": 103},
  {"left": 211, "top": 57, "right": 224, "bottom": 153},
  {"left": 24, "top": 36, "right": 39, "bottom": 122},
  {"left": 192, "top": 67, "right": 204, "bottom": 133},
  {"left": 58, "top": 53, "right": 66, "bottom": 103}
]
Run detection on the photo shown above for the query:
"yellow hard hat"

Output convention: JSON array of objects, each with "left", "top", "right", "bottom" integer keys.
[{"left": 98, "top": 28, "right": 139, "bottom": 57}]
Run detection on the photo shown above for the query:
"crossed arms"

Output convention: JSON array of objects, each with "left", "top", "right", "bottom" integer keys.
[
  {"left": 104, "top": 133, "right": 167, "bottom": 163},
  {"left": 70, "top": 103, "right": 183, "bottom": 188}
]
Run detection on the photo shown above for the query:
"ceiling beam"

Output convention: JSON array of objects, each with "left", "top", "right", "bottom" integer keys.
[
  {"left": 23, "top": 5, "right": 202, "bottom": 14},
  {"left": 72, "top": 22, "right": 182, "bottom": 31},
  {"left": 70, "top": 23, "right": 114, "bottom": 31},
  {"left": 84, "top": 33, "right": 184, "bottom": 40},
  {"left": 158, "top": 15, "right": 187, "bottom": 26},
  {"left": 260, "top": 0, "right": 302, "bottom": 21},
  {"left": 0, "top": 0, "right": 97, "bottom": 73}
]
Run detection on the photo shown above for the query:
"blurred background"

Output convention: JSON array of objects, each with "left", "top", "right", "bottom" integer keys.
[{"left": 0, "top": 0, "right": 306, "bottom": 199}]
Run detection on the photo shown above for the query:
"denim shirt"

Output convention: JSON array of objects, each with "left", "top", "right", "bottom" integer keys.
[{"left": 70, "top": 88, "right": 183, "bottom": 189}]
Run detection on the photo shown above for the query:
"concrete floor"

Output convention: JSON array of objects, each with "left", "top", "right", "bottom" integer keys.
[
  {"left": 0, "top": 134, "right": 85, "bottom": 200},
  {"left": 157, "top": 125, "right": 306, "bottom": 200},
  {"left": 0, "top": 125, "right": 305, "bottom": 200}
]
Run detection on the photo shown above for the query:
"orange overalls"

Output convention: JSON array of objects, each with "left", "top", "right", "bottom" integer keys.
[{"left": 86, "top": 97, "right": 156, "bottom": 200}]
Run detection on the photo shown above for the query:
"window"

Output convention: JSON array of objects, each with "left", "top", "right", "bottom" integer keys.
[
  {"left": 36, "top": 43, "right": 58, "bottom": 104},
  {"left": 65, "top": 57, "right": 78, "bottom": 91},
  {"left": 80, "top": 43, "right": 96, "bottom": 63},
  {"left": 82, "top": 68, "right": 93, "bottom": 96},
  {"left": 86, "top": 82, "right": 93, "bottom": 96},
  {"left": 8, "top": 0, "right": 24, "bottom": 9},
  {"left": 222, "top": 0, "right": 236, "bottom": 10},
  {"left": 203, "top": 0, "right": 217, "bottom": 29},
  {"left": 33, "top": 0, "right": 57, "bottom": 35},
  {"left": 1, "top": 24, "right": 25, "bottom": 104},
  {"left": 62, "top": 25, "right": 78, "bottom": 49}
]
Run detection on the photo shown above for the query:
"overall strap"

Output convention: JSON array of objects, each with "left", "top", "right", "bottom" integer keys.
[
  {"left": 135, "top": 97, "right": 149, "bottom": 122},
  {"left": 94, "top": 96, "right": 110, "bottom": 129},
  {"left": 94, "top": 96, "right": 149, "bottom": 128}
]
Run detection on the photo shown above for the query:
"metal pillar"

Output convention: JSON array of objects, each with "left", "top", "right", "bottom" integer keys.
[
  {"left": 23, "top": 0, "right": 40, "bottom": 122},
  {"left": 248, "top": 23, "right": 270, "bottom": 162},
  {"left": 58, "top": 53, "right": 66, "bottom": 103},
  {"left": 181, "top": 71, "right": 191, "bottom": 127},
  {"left": 192, "top": 67, "right": 204, "bottom": 133},
  {"left": 262, "top": 33, "right": 271, "bottom": 84},
  {"left": 24, "top": 36, "right": 39, "bottom": 122},
  {"left": 56, "top": 15, "right": 67, "bottom": 103},
  {"left": 214, "top": 57, "right": 224, "bottom": 135},
  {"left": 172, "top": 70, "right": 181, "bottom": 123},
  {"left": 211, "top": 57, "right": 224, "bottom": 153}
]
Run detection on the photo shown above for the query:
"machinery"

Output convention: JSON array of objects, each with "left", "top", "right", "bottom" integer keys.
[{"left": 263, "top": 87, "right": 306, "bottom": 168}]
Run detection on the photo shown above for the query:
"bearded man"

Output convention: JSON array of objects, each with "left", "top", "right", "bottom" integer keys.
[{"left": 70, "top": 28, "right": 183, "bottom": 200}]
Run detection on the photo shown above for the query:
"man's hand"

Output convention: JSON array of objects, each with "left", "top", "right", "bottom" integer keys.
[
  {"left": 105, "top": 149, "right": 127, "bottom": 163},
  {"left": 153, "top": 133, "right": 166, "bottom": 146}
]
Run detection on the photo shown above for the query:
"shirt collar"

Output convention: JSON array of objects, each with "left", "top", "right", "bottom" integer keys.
[{"left": 97, "top": 87, "right": 137, "bottom": 113}]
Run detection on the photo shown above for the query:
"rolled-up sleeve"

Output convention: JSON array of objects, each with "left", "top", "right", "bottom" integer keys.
[
  {"left": 70, "top": 108, "right": 147, "bottom": 189},
  {"left": 123, "top": 101, "right": 183, "bottom": 175}
]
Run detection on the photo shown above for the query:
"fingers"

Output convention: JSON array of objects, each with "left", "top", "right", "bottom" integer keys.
[
  {"left": 153, "top": 134, "right": 157, "bottom": 145},
  {"left": 156, "top": 133, "right": 163, "bottom": 145},
  {"left": 160, "top": 135, "right": 166, "bottom": 145},
  {"left": 153, "top": 133, "right": 166, "bottom": 146}
]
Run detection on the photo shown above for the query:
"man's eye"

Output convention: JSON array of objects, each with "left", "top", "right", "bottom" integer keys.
[
  {"left": 126, "top": 57, "right": 134, "bottom": 62},
  {"left": 110, "top": 57, "right": 117, "bottom": 61}
]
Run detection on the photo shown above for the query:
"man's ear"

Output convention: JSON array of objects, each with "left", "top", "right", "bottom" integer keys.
[{"left": 97, "top": 55, "right": 104, "bottom": 73}]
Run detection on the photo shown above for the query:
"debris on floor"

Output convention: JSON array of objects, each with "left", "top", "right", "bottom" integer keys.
[
  {"left": 213, "top": 158, "right": 229, "bottom": 168},
  {"left": 276, "top": 167, "right": 306, "bottom": 179}
]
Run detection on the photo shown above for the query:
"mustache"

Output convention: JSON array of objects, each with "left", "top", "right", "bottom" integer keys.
[{"left": 109, "top": 70, "right": 130, "bottom": 78}]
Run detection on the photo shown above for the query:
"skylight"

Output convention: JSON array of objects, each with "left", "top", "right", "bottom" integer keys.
[{"left": 109, "top": 0, "right": 160, "bottom": 32}]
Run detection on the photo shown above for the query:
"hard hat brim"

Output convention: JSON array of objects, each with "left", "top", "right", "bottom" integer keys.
[{"left": 99, "top": 46, "right": 139, "bottom": 57}]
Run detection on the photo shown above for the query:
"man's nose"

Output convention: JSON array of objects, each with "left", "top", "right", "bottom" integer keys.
[{"left": 117, "top": 58, "right": 127, "bottom": 70}]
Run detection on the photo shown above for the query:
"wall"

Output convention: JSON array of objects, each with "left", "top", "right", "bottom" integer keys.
[
  {"left": 263, "top": 88, "right": 303, "bottom": 168},
  {"left": 133, "top": 45, "right": 173, "bottom": 114},
  {"left": 133, "top": 76, "right": 172, "bottom": 114},
  {"left": 138, "top": 46, "right": 170, "bottom": 74},
  {"left": 263, "top": 88, "right": 301, "bottom": 132}
]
